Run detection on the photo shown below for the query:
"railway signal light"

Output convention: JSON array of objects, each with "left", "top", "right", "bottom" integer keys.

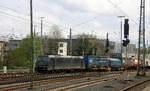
[
  {"left": 106, "top": 38, "right": 109, "bottom": 48},
  {"left": 105, "top": 40, "right": 109, "bottom": 53},
  {"left": 105, "top": 49, "right": 109, "bottom": 53},
  {"left": 124, "top": 19, "right": 129, "bottom": 38},
  {"left": 123, "top": 39, "right": 130, "bottom": 47}
]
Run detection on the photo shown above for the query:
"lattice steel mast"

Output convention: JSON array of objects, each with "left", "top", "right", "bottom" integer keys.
[{"left": 137, "top": 0, "right": 146, "bottom": 76}]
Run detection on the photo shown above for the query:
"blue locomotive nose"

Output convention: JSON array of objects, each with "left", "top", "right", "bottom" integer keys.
[
  {"left": 36, "top": 61, "right": 47, "bottom": 66},
  {"left": 83, "top": 56, "right": 89, "bottom": 69},
  {"left": 35, "top": 56, "right": 49, "bottom": 72},
  {"left": 36, "top": 56, "right": 48, "bottom": 66}
]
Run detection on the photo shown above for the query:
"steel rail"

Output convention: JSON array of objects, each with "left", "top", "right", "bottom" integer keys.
[
  {"left": 0, "top": 72, "right": 121, "bottom": 91},
  {"left": 42, "top": 74, "right": 121, "bottom": 91},
  {"left": 120, "top": 78, "right": 150, "bottom": 91}
]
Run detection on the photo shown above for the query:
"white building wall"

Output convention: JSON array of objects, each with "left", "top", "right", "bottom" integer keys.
[{"left": 58, "top": 42, "right": 67, "bottom": 56}]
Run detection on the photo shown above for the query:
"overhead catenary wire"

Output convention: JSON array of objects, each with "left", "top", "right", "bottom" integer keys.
[
  {"left": 107, "top": 0, "right": 149, "bottom": 43},
  {"left": 0, "top": 2, "right": 67, "bottom": 29},
  {"left": 0, "top": 10, "right": 60, "bottom": 30},
  {"left": 17, "top": 0, "right": 30, "bottom": 12},
  {"left": 0, "top": 0, "right": 148, "bottom": 43},
  {"left": 0, "top": 0, "right": 142, "bottom": 29},
  {"left": 69, "top": 0, "right": 139, "bottom": 41},
  {"left": 0, "top": 5, "right": 22, "bottom": 14},
  {"left": 0, "top": 1, "right": 136, "bottom": 30},
  {"left": 0, "top": 0, "right": 70, "bottom": 31},
  {"left": 0, "top": 10, "right": 30, "bottom": 22},
  {"left": 106, "top": 0, "right": 138, "bottom": 25}
]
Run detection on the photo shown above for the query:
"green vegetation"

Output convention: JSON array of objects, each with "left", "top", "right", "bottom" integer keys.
[
  {"left": 147, "top": 47, "right": 150, "bottom": 54},
  {"left": 0, "top": 60, "right": 3, "bottom": 69},
  {"left": 3, "top": 36, "right": 41, "bottom": 68}
]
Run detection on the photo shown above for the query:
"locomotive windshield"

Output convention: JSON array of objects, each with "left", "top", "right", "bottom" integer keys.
[
  {"left": 36, "top": 56, "right": 49, "bottom": 66},
  {"left": 37, "top": 56, "right": 49, "bottom": 61},
  {"left": 109, "top": 58, "right": 122, "bottom": 66}
]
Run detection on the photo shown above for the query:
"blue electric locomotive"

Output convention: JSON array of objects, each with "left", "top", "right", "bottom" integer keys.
[
  {"left": 84, "top": 56, "right": 122, "bottom": 71},
  {"left": 35, "top": 55, "right": 122, "bottom": 73},
  {"left": 35, "top": 55, "right": 85, "bottom": 72}
]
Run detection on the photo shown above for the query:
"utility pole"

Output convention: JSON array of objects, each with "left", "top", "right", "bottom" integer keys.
[
  {"left": 118, "top": 16, "right": 125, "bottom": 64},
  {"left": 29, "top": 0, "right": 34, "bottom": 89},
  {"left": 82, "top": 36, "right": 85, "bottom": 56},
  {"left": 137, "top": 0, "right": 146, "bottom": 76},
  {"left": 40, "top": 17, "right": 44, "bottom": 56},
  {"left": 33, "top": 25, "right": 37, "bottom": 73},
  {"left": 105, "top": 33, "right": 109, "bottom": 54},
  {"left": 69, "top": 28, "right": 72, "bottom": 55},
  {"left": 34, "top": 25, "right": 36, "bottom": 37},
  {"left": 147, "top": 40, "right": 149, "bottom": 55},
  {"left": 146, "top": 40, "right": 149, "bottom": 64}
]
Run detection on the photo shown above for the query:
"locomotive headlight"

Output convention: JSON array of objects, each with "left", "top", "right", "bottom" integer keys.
[{"left": 134, "top": 59, "right": 138, "bottom": 64}]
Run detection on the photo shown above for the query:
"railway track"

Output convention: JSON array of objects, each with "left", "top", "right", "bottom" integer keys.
[
  {"left": 0, "top": 75, "right": 84, "bottom": 91},
  {"left": 120, "top": 77, "right": 150, "bottom": 91},
  {"left": 0, "top": 73, "right": 29, "bottom": 79},
  {"left": 42, "top": 74, "right": 121, "bottom": 91},
  {"left": 0, "top": 73, "right": 31, "bottom": 85},
  {"left": 0, "top": 72, "right": 83, "bottom": 85},
  {"left": 0, "top": 71, "right": 122, "bottom": 85},
  {"left": 0, "top": 71, "right": 122, "bottom": 91}
]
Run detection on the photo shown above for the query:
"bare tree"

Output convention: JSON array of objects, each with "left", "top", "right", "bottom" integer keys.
[
  {"left": 45, "top": 25, "right": 63, "bottom": 55},
  {"left": 75, "top": 33, "right": 98, "bottom": 56},
  {"left": 49, "top": 25, "right": 63, "bottom": 39}
]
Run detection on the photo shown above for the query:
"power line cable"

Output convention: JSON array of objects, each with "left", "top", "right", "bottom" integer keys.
[
  {"left": 0, "top": 5, "right": 22, "bottom": 14},
  {"left": 0, "top": 10, "right": 30, "bottom": 22},
  {"left": 17, "top": 0, "right": 30, "bottom": 12},
  {"left": 0, "top": 4, "right": 69, "bottom": 30},
  {"left": 0, "top": 10, "right": 57, "bottom": 28},
  {"left": 107, "top": 0, "right": 138, "bottom": 25},
  {"left": 72, "top": 16, "right": 97, "bottom": 28}
]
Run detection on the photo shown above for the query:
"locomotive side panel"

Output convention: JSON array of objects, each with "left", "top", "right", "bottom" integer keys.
[
  {"left": 53, "top": 58, "right": 85, "bottom": 70},
  {"left": 84, "top": 56, "right": 110, "bottom": 71}
]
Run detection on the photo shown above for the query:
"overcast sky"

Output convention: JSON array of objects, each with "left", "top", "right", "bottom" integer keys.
[{"left": 0, "top": 0, "right": 150, "bottom": 44}]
